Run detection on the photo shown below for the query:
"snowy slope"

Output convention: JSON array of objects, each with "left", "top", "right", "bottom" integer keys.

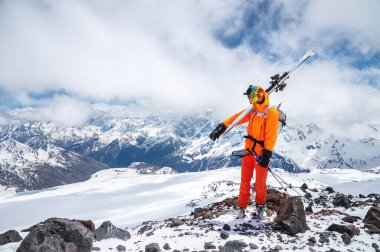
[{"left": 0, "top": 167, "right": 379, "bottom": 251}]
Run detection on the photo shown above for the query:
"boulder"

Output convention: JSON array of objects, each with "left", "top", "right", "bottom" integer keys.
[
  {"left": 274, "top": 196, "right": 309, "bottom": 235},
  {"left": 95, "top": 221, "right": 131, "bottom": 241},
  {"left": 326, "top": 224, "right": 358, "bottom": 237},
  {"left": 0, "top": 230, "right": 23, "bottom": 246},
  {"left": 16, "top": 218, "right": 94, "bottom": 252},
  {"left": 266, "top": 188, "right": 289, "bottom": 212},
  {"left": 222, "top": 240, "right": 247, "bottom": 252},
  {"left": 363, "top": 206, "right": 380, "bottom": 234},
  {"left": 324, "top": 187, "right": 335, "bottom": 194},
  {"left": 145, "top": 243, "right": 160, "bottom": 252},
  {"left": 332, "top": 193, "right": 351, "bottom": 208}
]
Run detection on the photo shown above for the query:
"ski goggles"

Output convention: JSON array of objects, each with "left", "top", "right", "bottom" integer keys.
[{"left": 244, "top": 85, "right": 265, "bottom": 104}]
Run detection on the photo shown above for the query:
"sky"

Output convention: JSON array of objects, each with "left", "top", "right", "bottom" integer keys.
[{"left": 0, "top": 0, "right": 379, "bottom": 137}]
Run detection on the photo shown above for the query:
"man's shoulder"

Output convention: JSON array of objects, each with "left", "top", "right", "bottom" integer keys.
[{"left": 267, "top": 106, "right": 280, "bottom": 118}]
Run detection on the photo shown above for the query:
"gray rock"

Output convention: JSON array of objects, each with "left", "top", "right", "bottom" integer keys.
[
  {"left": 332, "top": 193, "right": 351, "bottom": 208},
  {"left": 372, "top": 243, "right": 379, "bottom": 249},
  {"left": 324, "top": 187, "right": 335, "bottom": 194},
  {"left": 341, "top": 233, "right": 351, "bottom": 245},
  {"left": 222, "top": 240, "right": 247, "bottom": 252},
  {"left": 116, "top": 245, "right": 126, "bottom": 251},
  {"left": 307, "top": 237, "right": 316, "bottom": 244},
  {"left": 274, "top": 196, "right": 309, "bottom": 235},
  {"left": 145, "top": 243, "right": 160, "bottom": 252},
  {"left": 220, "top": 231, "right": 229, "bottom": 239},
  {"left": 16, "top": 218, "right": 94, "bottom": 252},
  {"left": 275, "top": 245, "right": 283, "bottom": 250},
  {"left": 327, "top": 224, "right": 355, "bottom": 237},
  {"left": 319, "top": 232, "right": 330, "bottom": 244},
  {"left": 138, "top": 225, "right": 152, "bottom": 235},
  {"left": 92, "top": 247, "right": 101, "bottom": 251},
  {"left": 222, "top": 224, "right": 231, "bottom": 231},
  {"left": 95, "top": 221, "right": 131, "bottom": 241},
  {"left": 300, "top": 183, "right": 308, "bottom": 191},
  {"left": 204, "top": 242, "right": 216, "bottom": 249},
  {"left": 163, "top": 243, "right": 171, "bottom": 250},
  {"left": 249, "top": 243, "right": 259, "bottom": 249},
  {"left": 0, "top": 230, "right": 22, "bottom": 245}
]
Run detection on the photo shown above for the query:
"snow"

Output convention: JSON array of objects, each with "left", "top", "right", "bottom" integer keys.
[{"left": 1, "top": 167, "right": 380, "bottom": 251}]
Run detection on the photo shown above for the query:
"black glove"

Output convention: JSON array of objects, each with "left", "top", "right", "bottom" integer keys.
[
  {"left": 209, "top": 123, "right": 227, "bottom": 141},
  {"left": 257, "top": 149, "right": 272, "bottom": 168}
]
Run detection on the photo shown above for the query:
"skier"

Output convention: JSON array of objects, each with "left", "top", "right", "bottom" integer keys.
[{"left": 209, "top": 85, "right": 279, "bottom": 219}]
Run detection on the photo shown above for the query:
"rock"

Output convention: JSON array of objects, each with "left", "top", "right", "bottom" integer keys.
[
  {"left": 222, "top": 240, "right": 247, "bottom": 252},
  {"left": 274, "top": 196, "right": 309, "bottom": 235},
  {"left": 266, "top": 188, "right": 289, "bottom": 212},
  {"left": 0, "top": 230, "right": 23, "bottom": 245},
  {"left": 326, "top": 224, "right": 356, "bottom": 237},
  {"left": 301, "top": 183, "right": 308, "bottom": 191},
  {"left": 346, "top": 224, "right": 360, "bottom": 236},
  {"left": 138, "top": 225, "right": 152, "bottom": 235},
  {"left": 163, "top": 243, "right": 171, "bottom": 250},
  {"left": 308, "top": 237, "right": 316, "bottom": 244},
  {"left": 204, "top": 242, "right": 216, "bottom": 249},
  {"left": 193, "top": 207, "right": 211, "bottom": 219},
  {"left": 220, "top": 231, "right": 229, "bottom": 239},
  {"left": 117, "top": 245, "right": 126, "bottom": 251},
  {"left": 275, "top": 245, "right": 283, "bottom": 250},
  {"left": 168, "top": 218, "right": 185, "bottom": 227},
  {"left": 145, "top": 243, "right": 160, "bottom": 252},
  {"left": 341, "top": 233, "right": 351, "bottom": 245},
  {"left": 372, "top": 243, "right": 379, "bottom": 249},
  {"left": 332, "top": 193, "right": 351, "bottom": 208},
  {"left": 95, "top": 221, "right": 131, "bottom": 241},
  {"left": 249, "top": 243, "right": 259, "bottom": 249},
  {"left": 304, "top": 192, "right": 312, "bottom": 200},
  {"left": 342, "top": 215, "right": 361, "bottom": 223},
  {"left": 363, "top": 206, "right": 380, "bottom": 234},
  {"left": 305, "top": 204, "right": 313, "bottom": 214},
  {"left": 222, "top": 224, "right": 231, "bottom": 231},
  {"left": 319, "top": 232, "right": 330, "bottom": 244},
  {"left": 359, "top": 194, "right": 366, "bottom": 198},
  {"left": 92, "top": 247, "right": 101, "bottom": 251},
  {"left": 324, "top": 187, "right": 335, "bottom": 194},
  {"left": 16, "top": 218, "right": 94, "bottom": 252}
]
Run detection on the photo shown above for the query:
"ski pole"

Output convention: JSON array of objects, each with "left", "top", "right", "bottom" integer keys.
[
  {"left": 269, "top": 168, "right": 302, "bottom": 197},
  {"left": 269, "top": 168, "right": 288, "bottom": 192}
]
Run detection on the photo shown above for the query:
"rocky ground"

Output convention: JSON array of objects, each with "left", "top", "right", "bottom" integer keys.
[{"left": 1, "top": 180, "right": 379, "bottom": 252}]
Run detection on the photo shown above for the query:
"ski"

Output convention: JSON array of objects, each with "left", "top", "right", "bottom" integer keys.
[{"left": 219, "top": 50, "right": 315, "bottom": 139}]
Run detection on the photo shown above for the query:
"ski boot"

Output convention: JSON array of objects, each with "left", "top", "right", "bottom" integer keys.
[
  {"left": 256, "top": 202, "right": 268, "bottom": 220},
  {"left": 233, "top": 205, "right": 246, "bottom": 219}
]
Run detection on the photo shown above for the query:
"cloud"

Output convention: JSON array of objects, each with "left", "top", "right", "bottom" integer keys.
[{"left": 0, "top": 0, "right": 379, "bottom": 138}]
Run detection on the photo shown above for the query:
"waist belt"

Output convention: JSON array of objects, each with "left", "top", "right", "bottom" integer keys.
[{"left": 244, "top": 135, "right": 264, "bottom": 155}]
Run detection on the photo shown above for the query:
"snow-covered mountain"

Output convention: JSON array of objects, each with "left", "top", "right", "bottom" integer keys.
[
  {"left": 1, "top": 105, "right": 379, "bottom": 191},
  {"left": 0, "top": 139, "right": 107, "bottom": 191}
]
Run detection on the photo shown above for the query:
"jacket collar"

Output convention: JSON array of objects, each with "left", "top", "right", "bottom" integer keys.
[{"left": 253, "top": 91, "right": 269, "bottom": 112}]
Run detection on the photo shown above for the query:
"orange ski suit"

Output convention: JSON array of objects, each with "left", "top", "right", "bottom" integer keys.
[{"left": 223, "top": 92, "right": 279, "bottom": 208}]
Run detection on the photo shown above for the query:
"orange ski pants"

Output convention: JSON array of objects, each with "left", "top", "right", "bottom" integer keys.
[{"left": 238, "top": 155, "right": 268, "bottom": 208}]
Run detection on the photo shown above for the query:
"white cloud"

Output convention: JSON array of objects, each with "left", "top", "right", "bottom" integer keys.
[{"left": 0, "top": 0, "right": 379, "bottom": 138}]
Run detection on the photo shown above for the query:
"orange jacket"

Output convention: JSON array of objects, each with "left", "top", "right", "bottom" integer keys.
[{"left": 223, "top": 92, "right": 279, "bottom": 156}]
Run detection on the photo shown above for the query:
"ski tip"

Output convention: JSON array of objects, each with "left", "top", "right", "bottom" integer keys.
[{"left": 306, "top": 49, "right": 316, "bottom": 57}]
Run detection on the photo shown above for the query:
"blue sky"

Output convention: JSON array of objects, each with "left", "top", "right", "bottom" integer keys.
[{"left": 0, "top": 0, "right": 379, "bottom": 135}]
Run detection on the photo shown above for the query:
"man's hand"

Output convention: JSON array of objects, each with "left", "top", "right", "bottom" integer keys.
[
  {"left": 257, "top": 149, "right": 272, "bottom": 168},
  {"left": 209, "top": 123, "right": 227, "bottom": 141}
]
